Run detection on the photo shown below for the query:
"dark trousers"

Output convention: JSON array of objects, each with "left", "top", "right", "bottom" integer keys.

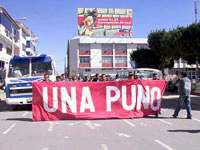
[{"left": 174, "top": 96, "right": 192, "bottom": 117}]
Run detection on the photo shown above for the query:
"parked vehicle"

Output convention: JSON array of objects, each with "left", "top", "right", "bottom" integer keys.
[{"left": 5, "top": 54, "right": 56, "bottom": 105}]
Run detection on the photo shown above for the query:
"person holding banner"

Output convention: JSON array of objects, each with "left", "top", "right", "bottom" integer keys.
[
  {"left": 43, "top": 73, "right": 51, "bottom": 82},
  {"left": 173, "top": 72, "right": 192, "bottom": 119}
]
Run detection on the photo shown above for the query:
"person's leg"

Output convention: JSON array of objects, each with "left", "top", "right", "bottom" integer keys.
[
  {"left": 173, "top": 98, "right": 182, "bottom": 118},
  {"left": 184, "top": 96, "right": 192, "bottom": 119}
]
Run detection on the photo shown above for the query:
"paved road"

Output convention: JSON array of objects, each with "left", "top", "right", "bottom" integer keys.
[{"left": 0, "top": 94, "right": 200, "bottom": 150}]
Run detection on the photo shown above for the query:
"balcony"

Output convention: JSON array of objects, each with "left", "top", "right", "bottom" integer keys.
[
  {"left": 102, "top": 63, "right": 113, "bottom": 68},
  {"left": 115, "top": 50, "right": 127, "bottom": 55},
  {"left": 115, "top": 63, "right": 127, "bottom": 68},
  {"left": 79, "top": 63, "right": 90, "bottom": 68},
  {"left": 79, "top": 50, "right": 90, "bottom": 56},
  {"left": 102, "top": 50, "right": 113, "bottom": 56}
]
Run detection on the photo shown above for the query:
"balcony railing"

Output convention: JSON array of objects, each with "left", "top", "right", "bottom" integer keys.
[
  {"left": 79, "top": 50, "right": 90, "bottom": 55},
  {"left": 102, "top": 50, "right": 113, "bottom": 55},
  {"left": 115, "top": 63, "right": 127, "bottom": 68},
  {"left": 102, "top": 63, "right": 113, "bottom": 68},
  {"left": 79, "top": 63, "right": 90, "bottom": 68},
  {"left": 115, "top": 50, "right": 127, "bottom": 55}
]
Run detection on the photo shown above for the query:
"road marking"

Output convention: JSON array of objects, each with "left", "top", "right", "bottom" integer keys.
[
  {"left": 193, "top": 118, "right": 200, "bottom": 123},
  {"left": 85, "top": 121, "right": 95, "bottom": 130},
  {"left": 123, "top": 119, "right": 135, "bottom": 128},
  {"left": 41, "top": 147, "right": 49, "bottom": 150},
  {"left": 64, "top": 136, "right": 70, "bottom": 139},
  {"left": 48, "top": 122, "right": 55, "bottom": 132},
  {"left": 22, "top": 111, "right": 29, "bottom": 117},
  {"left": 94, "top": 123, "right": 102, "bottom": 127},
  {"left": 117, "top": 132, "right": 131, "bottom": 138},
  {"left": 154, "top": 139, "right": 173, "bottom": 150},
  {"left": 101, "top": 144, "right": 109, "bottom": 150},
  {"left": 2, "top": 123, "right": 16, "bottom": 134},
  {"left": 140, "top": 122, "right": 148, "bottom": 127},
  {"left": 158, "top": 119, "right": 172, "bottom": 125}
]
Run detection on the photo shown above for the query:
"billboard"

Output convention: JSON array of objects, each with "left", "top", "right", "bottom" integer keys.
[{"left": 78, "top": 8, "right": 133, "bottom": 37}]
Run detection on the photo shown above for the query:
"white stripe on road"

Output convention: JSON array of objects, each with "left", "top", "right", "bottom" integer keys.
[
  {"left": 158, "top": 119, "right": 172, "bottom": 125},
  {"left": 117, "top": 132, "right": 131, "bottom": 138},
  {"left": 85, "top": 121, "right": 95, "bottom": 130},
  {"left": 94, "top": 123, "right": 102, "bottom": 127},
  {"left": 123, "top": 119, "right": 135, "bottom": 128},
  {"left": 64, "top": 136, "right": 70, "bottom": 139},
  {"left": 101, "top": 144, "right": 109, "bottom": 150},
  {"left": 22, "top": 111, "right": 29, "bottom": 117},
  {"left": 2, "top": 123, "right": 16, "bottom": 135},
  {"left": 41, "top": 147, "right": 49, "bottom": 150},
  {"left": 193, "top": 118, "right": 200, "bottom": 123},
  {"left": 48, "top": 122, "right": 55, "bottom": 132},
  {"left": 154, "top": 139, "right": 173, "bottom": 150}
]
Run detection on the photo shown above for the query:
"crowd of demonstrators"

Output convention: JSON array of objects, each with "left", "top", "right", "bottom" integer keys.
[
  {"left": 42, "top": 71, "right": 193, "bottom": 119},
  {"left": 49, "top": 71, "right": 163, "bottom": 83}
]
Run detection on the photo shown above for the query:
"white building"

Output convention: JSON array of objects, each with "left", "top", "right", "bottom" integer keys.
[
  {"left": 16, "top": 21, "right": 37, "bottom": 56},
  {"left": 0, "top": 7, "right": 21, "bottom": 70},
  {"left": 0, "top": 6, "right": 37, "bottom": 71},
  {"left": 67, "top": 36, "right": 148, "bottom": 76}
]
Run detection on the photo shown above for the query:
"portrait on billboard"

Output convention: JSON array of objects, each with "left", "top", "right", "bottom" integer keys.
[{"left": 78, "top": 8, "right": 133, "bottom": 37}]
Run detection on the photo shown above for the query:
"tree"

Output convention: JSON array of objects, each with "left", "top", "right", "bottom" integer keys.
[
  {"left": 130, "top": 49, "right": 161, "bottom": 68},
  {"left": 148, "top": 30, "right": 174, "bottom": 69}
]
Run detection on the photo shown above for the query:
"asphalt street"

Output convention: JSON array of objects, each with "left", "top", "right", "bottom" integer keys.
[{"left": 0, "top": 94, "right": 200, "bottom": 150}]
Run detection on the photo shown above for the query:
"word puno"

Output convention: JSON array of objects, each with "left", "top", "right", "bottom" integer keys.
[{"left": 42, "top": 85, "right": 161, "bottom": 113}]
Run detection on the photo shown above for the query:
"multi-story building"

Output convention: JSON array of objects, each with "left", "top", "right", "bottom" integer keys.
[
  {"left": 16, "top": 21, "right": 37, "bottom": 56},
  {"left": 0, "top": 6, "right": 20, "bottom": 70},
  {"left": 67, "top": 36, "right": 148, "bottom": 76},
  {"left": 0, "top": 6, "right": 37, "bottom": 70},
  {"left": 66, "top": 8, "right": 148, "bottom": 77}
]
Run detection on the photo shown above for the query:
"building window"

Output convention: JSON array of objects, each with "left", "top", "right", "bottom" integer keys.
[
  {"left": 80, "top": 56, "right": 90, "bottom": 63},
  {"left": 6, "top": 47, "right": 12, "bottom": 55},
  {"left": 26, "top": 41, "right": 31, "bottom": 48},
  {"left": 137, "top": 44, "right": 148, "bottom": 49},
  {"left": 85, "top": 69, "right": 91, "bottom": 72},
  {"left": 22, "top": 44, "right": 26, "bottom": 52},
  {"left": 102, "top": 56, "right": 113, "bottom": 63},
  {"left": 0, "top": 13, "right": 19, "bottom": 42},
  {"left": 79, "top": 44, "right": 90, "bottom": 51},
  {"left": 0, "top": 43, "right": 3, "bottom": 51},
  {"left": 102, "top": 44, "right": 113, "bottom": 51},
  {"left": 115, "top": 56, "right": 127, "bottom": 63},
  {"left": 115, "top": 44, "right": 127, "bottom": 51}
]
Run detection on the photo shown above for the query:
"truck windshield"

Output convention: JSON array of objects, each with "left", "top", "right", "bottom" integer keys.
[
  {"left": 8, "top": 60, "right": 29, "bottom": 77},
  {"left": 32, "top": 60, "right": 52, "bottom": 76},
  {"left": 8, "top": 56, "right": 53, "bottom": 77}
]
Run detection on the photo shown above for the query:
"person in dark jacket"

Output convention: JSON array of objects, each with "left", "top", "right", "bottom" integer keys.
[{"left": 172, "top": 72, "right": 192, "bottom": 119}]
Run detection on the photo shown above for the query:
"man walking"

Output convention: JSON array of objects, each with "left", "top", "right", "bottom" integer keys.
[{"left": 173, "top": 72, "right": 192, "bottom": 119}]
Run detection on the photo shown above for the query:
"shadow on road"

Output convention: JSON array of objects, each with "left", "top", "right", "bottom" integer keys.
[
  {"left": 168, "top": 129, "right": 200, "bottom": 133},
  {"left": 6, "top": 118, "right": 32, "bottom": 122},
  {"left": 0, "top": 100, "right": 32, "bottom": 112}
]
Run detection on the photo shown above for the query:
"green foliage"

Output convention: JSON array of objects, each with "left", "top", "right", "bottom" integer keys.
[
  {"left": 147, "top": 23, "right": 200, "bottom": 68},
  {"left": 130, "top": 49, "right": 161, "bottom": 68}
]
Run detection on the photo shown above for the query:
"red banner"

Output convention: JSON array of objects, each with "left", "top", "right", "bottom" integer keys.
[{"left": 32, "top": 80, "right": 166, "bottom": 121}]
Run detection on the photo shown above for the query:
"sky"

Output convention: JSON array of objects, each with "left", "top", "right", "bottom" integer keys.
[{"left": 0, "top": 0, "right": 198, "bottom": 73}]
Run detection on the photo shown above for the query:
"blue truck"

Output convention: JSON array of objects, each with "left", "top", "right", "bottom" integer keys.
[{"left": 5, "top": 54, "right": 56, "bottom": 105}]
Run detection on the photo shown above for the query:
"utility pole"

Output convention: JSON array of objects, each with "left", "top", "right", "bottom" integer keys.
[
  {"left": 194, "top": 0, "right": 198, "bottom": 23},
  {"left": 194, "top": 0, "right": 199, "bottom": 81}
]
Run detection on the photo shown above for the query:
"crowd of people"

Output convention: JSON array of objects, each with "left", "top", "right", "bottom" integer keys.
[
  {"left": 43, "top": 71, "right": 192, "bottom": 119},
  {"left": 49, "top": 72, "right": 161, "bottom": 83}
]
